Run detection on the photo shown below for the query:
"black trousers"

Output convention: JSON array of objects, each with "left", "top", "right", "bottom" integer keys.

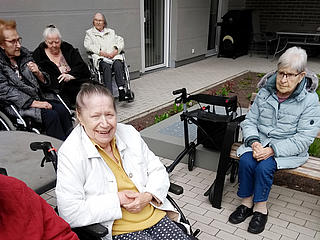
[
  {"left": 41, "top": 101, "right": 73, "bottom": 141},
  {"left": 99, "top": 60, "right": 125, "bottom": 93},
  {"left": 59, "top": 78, "right": 91, "bottom": 107}
]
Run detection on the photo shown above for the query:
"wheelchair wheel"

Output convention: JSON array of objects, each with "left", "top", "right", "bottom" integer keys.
[
  {"left": 126, "top": 91, "right": 135, "bottom": 103},
  {"left": 188, "top": 143, "right": 196, "bottom": 171},
  {"left": 0, "top": 111, "right": 16, "bottom": 131}
]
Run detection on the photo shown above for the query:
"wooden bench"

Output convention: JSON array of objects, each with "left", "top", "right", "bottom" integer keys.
[
  {"left": 230, "top": 134, "right": 320, "bottom": 182},
  {"left": 206, "top": 93, "right": 320, "bottom": 209},
  {"left": 229, "top": 103, "right": 320, "bottom": 195}
]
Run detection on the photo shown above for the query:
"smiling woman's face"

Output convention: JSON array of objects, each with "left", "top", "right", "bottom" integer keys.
[{"left": 77, "top": 94, "right": 117, "bottom": 149}]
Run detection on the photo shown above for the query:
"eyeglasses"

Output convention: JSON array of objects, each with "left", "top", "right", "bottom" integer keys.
[
  {"left": 277, "top": 71, "right": 302, "bottom": 79},
  {"left": 4, "top": 37, "right": 22, "bottom": 45}
]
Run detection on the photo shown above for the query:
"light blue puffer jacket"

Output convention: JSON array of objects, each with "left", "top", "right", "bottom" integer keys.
[{"left": 237, "top": 72, "right": 320, "bottom": 169}]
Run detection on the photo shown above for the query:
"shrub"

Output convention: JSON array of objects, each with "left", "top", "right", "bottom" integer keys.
[
  {"left": 215, "top": 81, "right": 234, "bottom": 96},
  {"left": 309, "top": 138, "right": 320, "bottom": 158},
  {"left": 154, "top": 101, "right": 191, "bottom": 124}
]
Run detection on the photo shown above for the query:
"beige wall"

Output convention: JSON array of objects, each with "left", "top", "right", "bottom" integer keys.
[{"left": 170, "top": 0, "right": 211, "bottom": 65}]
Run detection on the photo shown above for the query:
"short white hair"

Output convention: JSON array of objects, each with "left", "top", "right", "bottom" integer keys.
[
  {"left": 277, "top": 46, "right": 307, "bottom": 73},
  {"left": 43, "top": 24, "right": 62, "bottom": 40}
]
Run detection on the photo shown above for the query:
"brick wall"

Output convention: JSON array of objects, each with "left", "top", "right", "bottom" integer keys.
[{"left": 245, "top": 0, "right": 320, "bottom": 33}]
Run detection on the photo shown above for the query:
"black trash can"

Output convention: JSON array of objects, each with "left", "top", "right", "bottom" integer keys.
[{"left": 218, "top": 9, "right": 252, "bottom": 59}]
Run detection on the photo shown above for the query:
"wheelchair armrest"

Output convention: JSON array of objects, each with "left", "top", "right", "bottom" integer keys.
[
  {"left": 0, "top": 168, "right": 8, "bottom": 176},
  {"left": 169, "top": 182, "right": 184, "bottom": 195},
  {"left": 74, "top": 223, "right": 108, "bottom": 238}
]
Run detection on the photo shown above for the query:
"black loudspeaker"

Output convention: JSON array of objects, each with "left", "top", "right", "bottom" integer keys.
[{"left": 218, "top": 9, "right": 252, "bottom": 59}]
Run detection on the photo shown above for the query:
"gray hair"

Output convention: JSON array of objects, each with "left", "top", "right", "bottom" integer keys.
[
  {"left": 277, "top": 46, "right": 307, "bottom": 73},
  {"left": 76, "top": 83, "right": 116, "bottom": 113},
  {"left": 43, "top": 24, "right": 62, "bottom": 40},
  {"left": 93, "top": 12, "right": 107, "bottom": 28}
]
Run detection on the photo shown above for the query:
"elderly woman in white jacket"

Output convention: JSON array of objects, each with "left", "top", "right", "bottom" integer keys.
[
  {"left": 84, "top": 12, "right": 127, "bottom": 101},
  {"left": 55, "top": 83, "right": 191, "bottom": 240}
]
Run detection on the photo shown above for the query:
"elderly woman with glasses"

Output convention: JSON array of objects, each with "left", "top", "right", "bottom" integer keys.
[
  {"left": 228, "top": 46, "right": 320, "bottom": 234},
  {"left": 33, "top": 25, "right": 91, "bottom": 107},
  {"left": 0, "top": 19, "right": 73, "bottom": 141}
]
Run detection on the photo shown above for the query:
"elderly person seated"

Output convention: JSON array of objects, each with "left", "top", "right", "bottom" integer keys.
[
  {"left": 55, "top": 83, "right": 191, "bottom": 240},
  {"left": 0, "top": 174, "right": 79, "bottom": 240},
  {"left": 84, "top": 13, "right": 129, "bottom": 101},
  {"left": 33, "top": 25, "right": 91, "bottom": 107},
  {"left": 0, "top": 19, "right": 72, "bottom": 141},
  {"left": 228, "top": 46, "right": 320, "bottom": 234}
]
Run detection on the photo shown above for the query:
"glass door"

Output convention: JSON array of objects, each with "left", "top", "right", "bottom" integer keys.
[
  {"left": 141, "top": 0, "right": 169, "bottom": 72},
  {"left": 207, "top": 0, "right": 220, "bottom": 56}
]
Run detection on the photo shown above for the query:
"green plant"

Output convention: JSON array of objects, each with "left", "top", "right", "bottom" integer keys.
[
  {"left": 257, "top": 73, "right": 265, "bottom": 78},
  {"left": 171, "top": 102, "right": 184, "bottom": 114},
  {"left": 316, "top": 74, "right": 320, "bottom": 100},
  {"left": 215, "top": 81, "right": 234, "bottom": 97},
  {"left": 308, "top": 138, "right": 320, "bottom": 158},
  {"left": 238, "top": 79, "right": 251, "bottom": 89},
  {"left": 154, "top": 112, "right": 169, "bottom": 124},
  {"left": 154, "top": 101, "right": 191, "bottom": 124}
]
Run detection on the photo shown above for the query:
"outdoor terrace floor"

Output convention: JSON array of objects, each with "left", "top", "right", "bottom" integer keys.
[{"left": 42, "top": 54, "right": 320, "bottom": 239}]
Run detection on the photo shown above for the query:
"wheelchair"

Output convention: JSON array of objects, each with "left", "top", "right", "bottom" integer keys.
[
  {"left": 166, "top": 88, "right": 245, "bottom": 209},
  {"left": 0, "top": 103, "right": 41, "bottom": 133},
  {"left": 87, "top": 51, "right": 134, "bottom": 103},
  {"left": 0, "top": 95, "right": 75, "bottom": 136},
  {"left": 30, "top": 141, "right": 200, "bottom": 240}
]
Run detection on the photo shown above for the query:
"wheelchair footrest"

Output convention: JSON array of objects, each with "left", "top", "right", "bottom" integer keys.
[
  {"left": 169, "top": 182, "right": 184, "bottom": 195},
  {"left": 75, "top": 223, "right": 108, "bottom": 238}
]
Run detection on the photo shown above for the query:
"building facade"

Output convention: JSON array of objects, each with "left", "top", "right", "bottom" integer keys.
[{"left": 1, "top": 0, "right": 319, "bottom": 78}]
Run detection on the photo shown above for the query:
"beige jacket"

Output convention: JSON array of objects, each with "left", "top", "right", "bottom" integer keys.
[{"left": 84, "top": 27, "right": 124, "bottom": 69}]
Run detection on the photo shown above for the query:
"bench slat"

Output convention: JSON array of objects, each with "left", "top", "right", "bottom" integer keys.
[
  {"left": 229, "top": 136, "right": 320, "bottom": 181},
  {"left": 282, "top": 168, "right": 320, "bottom": 181}
]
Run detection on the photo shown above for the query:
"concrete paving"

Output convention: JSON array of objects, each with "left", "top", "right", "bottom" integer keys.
[
  {"left": 116, "top": 55, "right": 320, "bottom": 123},
  {"left": 41, "top": 55, "right": 320, "bottom": 239}
]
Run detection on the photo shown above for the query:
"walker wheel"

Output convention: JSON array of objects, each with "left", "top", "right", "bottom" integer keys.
[
  {"left": 188, "top": 146, "right": 196, "bottom": 171},
  {"left": 230, "top": 161, "right": 239, "bottom": 183}
]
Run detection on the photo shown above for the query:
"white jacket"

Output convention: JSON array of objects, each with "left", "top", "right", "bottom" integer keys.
[
  {"left": 84, "top": 27, "right": 124, "bottom": 69},
  {"left": 56, "top": 124, "right": 177, "bottom": 239}
]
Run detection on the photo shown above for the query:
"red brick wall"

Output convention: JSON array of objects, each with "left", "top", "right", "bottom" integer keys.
[{"left": 245, "top": 0, "right": 320, "bottom": 33}]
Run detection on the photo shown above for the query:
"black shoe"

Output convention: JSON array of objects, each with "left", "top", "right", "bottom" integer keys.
[
  {"left": 118, "top": 89, "right": 126, "bottom": 102},
  {"left": 248, "top": 211, "right": 268, "bottom": 234},
  {"left": 229, "top": 205, "right": 253, "bottom": 224}
]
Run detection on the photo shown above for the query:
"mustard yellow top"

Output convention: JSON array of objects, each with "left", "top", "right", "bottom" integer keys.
[{"left": 93, "top": 138, "right": 165, "bottom": 236}]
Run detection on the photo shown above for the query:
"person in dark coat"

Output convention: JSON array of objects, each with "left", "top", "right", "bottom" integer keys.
[
  {"left": 0, "top": 174, "right": 79, "bottom": 240},
  {"left": 0, "top": 19, "right": 72, "bottom": 140},
  {"left": 33, "top": 25, "right": 91, "bottom": 107}
]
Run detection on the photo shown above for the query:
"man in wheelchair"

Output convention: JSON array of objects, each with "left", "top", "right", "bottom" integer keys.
[
  {"left": 84, "top": 13, "right": 131, "bottom": 102},
  {"left": 0, "top": 19, "right": 73, "bottom": 140},
  {"left": 56, "top": 84, "right": 192, "bottom": 240}
]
